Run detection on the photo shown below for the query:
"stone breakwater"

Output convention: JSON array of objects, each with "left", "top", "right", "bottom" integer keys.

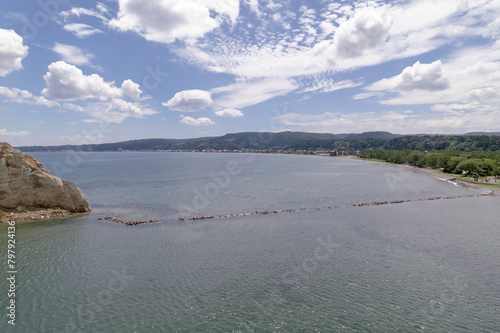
[
  {"left": 179, "top": 193, "right": 496, "bottom": 221},
  {"left": 98, "top": 216, "right": 158, "bottom": 226}
]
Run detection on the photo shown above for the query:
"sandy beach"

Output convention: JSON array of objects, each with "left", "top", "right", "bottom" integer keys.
[{"left": 343, "top": 155, "right": 497, "bottom": 191}]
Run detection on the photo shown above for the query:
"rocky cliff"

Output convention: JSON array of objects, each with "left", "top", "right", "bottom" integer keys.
[{"left": 0, "top": 142, "right": 90, "bottom": 215}]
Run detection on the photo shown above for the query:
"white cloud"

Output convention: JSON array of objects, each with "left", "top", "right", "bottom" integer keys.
[
  {"left": 176, "top": 0, "right": 498, "bottom": 81},
  {"left": 121, "top": 79, "right": 142, "bottom": 100},
  {"left": 363, "top": 41, "right": 500, "bottom": 112},
  {"left": 58, "top": 7, "right": 109, "bottom": 22},
  {"left": 353, "top": 91, "right": 383, "bottom": 100},
  {"left": 50, "top": 0, "right": 500, "bottom": 113},
  {"left": 332, "top": 6, "right": 392, "bottom": 58},
  {"left": 245, "top": 0, "right": 260, "bottom": 16},
  {"left": 0, "top": 29, "right": 29, "bottom": 77},
  {"left": 84, "top": 99, "right": 157, "bottom": 123},
  {"left": 38, "top": 61, "right": 153, "bottom": 123},
  {"left": 109, "top": 0, "right": 240, "bottom": 43},
  {"left": 276, "top": 109, "right": 500, "bottom": 135},
  {"left": 212, "top": 78, "right": 298, "bottom": 109},
  {"left": 0, "top": 86, "right": 32, "bottom": 101},
  {"left": 63, "top": 23, "right": 104, "bottom": 38},
  {"left": 42, "top": 61, "right": 122, "bottom": 101},
  {"left": 52, "top": 43, "right": 98, "bottom": 68},
  {"left": 164, "top": 89, "right": 212, "bottom": 112},
  {"left": 180, "top": 116, "right": 215, "bottom": 126},
  {"left": 395, "top": 61, "right": 450, "bottom": 91},
  {"left": 297, "top": 76, "right": 361, "bottom": 94},
  {"left": 34, "top": 96, "right": 61, "bottom": 108},
  {"left": 214, "top": 108, "right": 244, "bottom": 117},
  {"left": 369, "top": 60, "right": 450, "bottom": 92},
  {"left": 0, "top": 86, "right": 60, "bottom": 108},
  {"left": 0, "top": 129, "right": 30, "bottom": 137}
]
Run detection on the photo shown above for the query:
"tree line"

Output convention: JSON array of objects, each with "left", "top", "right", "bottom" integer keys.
[{"left": 359, "top": 149, "right": 500, "bottom": 177}]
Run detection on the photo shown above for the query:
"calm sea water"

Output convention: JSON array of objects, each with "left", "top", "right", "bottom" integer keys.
[{"left": 1, "top": 152, "right": 499, "bottom": 332}]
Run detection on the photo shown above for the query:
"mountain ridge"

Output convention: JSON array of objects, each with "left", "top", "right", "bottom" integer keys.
[{"left": 15, "top": 131, "right": 500, "bottom": 152}]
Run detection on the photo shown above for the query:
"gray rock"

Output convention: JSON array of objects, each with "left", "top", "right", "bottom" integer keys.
[{"left": 0, "top": 142, "right": 91, "bottom": 213}]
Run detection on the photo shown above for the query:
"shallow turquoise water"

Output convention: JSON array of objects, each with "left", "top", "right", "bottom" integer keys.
[{"left": 1, "top": 153, "right": 499, "bottom": 332}]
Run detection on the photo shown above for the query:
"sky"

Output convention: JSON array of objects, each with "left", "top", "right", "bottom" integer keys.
[{"left": 0, "top": 0, "right": 499, "bottom": 146}]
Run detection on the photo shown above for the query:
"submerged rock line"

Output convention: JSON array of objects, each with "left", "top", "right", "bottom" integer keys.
[{"left": 178, "top": 193, "right": 496, "bottom": 221}]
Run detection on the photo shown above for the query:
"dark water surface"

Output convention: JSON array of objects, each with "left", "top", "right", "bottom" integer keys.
[{"left": 1, "top": 152, "right": 498, "bottom": 332}]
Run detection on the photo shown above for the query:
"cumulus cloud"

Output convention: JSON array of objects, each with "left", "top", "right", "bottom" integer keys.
[
  {"left": 42, "top": 61, "right": 122, "bottom": 100},
  {"left": 47, "top": 0, "right": 500, "bottom": 114},
  {"left": 38, "top": 61, "right": 154, "bottom": 123},
  {"left": 362, "top": 39, "right": 500, "bottom": 112},
  {"left": 395, "top": 61, "right": 450, "bottom": 91},
  {"left": 180, "top": 116, "right": 215, "bottom": 126},
  {"left": 164, "top": 89, "right": 212, "bottom": 112},
  {"left": 367, "top": 60, "right": 450, "bottom": 93},
  {"left": 109, "top": 0, "right": 240, "bottom": 43},
  {"left": 0, "top": 29, "right": 29, "bottom": 77},
  {"left": 121, "top": 79, "right": 142, "bottom": 100},
  {"left": 214, "top": 108, "right": 244, "bottom": 117},
  {"left": 51, "top": 43, "right": 99, "bottom": 69},
  {"left": 63, "top": 23, "right": 104, "bottom": 38},
  {"left": 332, "top": 7, "right": 392, "bottom": 58},
  {"left": 0, "top": 129, "right": 30, "bottom": 137}
]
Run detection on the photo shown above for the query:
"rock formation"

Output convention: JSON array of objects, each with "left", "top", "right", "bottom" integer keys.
[{"left": 0, "top": 142, "right": 90, "bottom": 214}]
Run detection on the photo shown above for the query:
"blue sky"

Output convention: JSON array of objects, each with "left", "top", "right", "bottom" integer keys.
[{"left": 1, "top": 0, "right": 499, "bottom": 146}]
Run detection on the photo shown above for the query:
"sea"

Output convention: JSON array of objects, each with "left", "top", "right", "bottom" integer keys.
[{"left": 1, "top": 152, "right": 499, "bottom": 332}]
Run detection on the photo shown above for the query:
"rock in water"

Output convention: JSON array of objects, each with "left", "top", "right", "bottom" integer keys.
[{"left": 0, "top": 142, "right": 91, "bottom": 213}]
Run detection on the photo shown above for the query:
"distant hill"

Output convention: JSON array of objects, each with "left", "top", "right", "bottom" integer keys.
[
  {"left": 464, "top": 132, "right": 500, "bottom": 136},
  {"left": 16, "top": 131, "right": 500, "bottom": 153}
]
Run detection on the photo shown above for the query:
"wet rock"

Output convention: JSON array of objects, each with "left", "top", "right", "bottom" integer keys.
[
  {"left": 0, "top": 142, "right": 90, "bottom": 213},
  {"left": 98, "top": 215, "right": 158, "bottom": 225}
]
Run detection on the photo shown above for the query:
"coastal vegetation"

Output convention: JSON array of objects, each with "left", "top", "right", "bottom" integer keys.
[
  {"left": 359, "top": 150, "right": 500, "bottom": 177},
  {"left": 359, "top": 149, "right": 500, "bottom": 188}
]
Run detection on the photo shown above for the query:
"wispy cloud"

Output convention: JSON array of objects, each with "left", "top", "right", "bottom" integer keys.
[
  {"left": 63, "top": 23, "right": 104, "bottom": 38},
  {"left": 0, "top": 128, "right": 30, "bottom": 137},
  {"left": 51, "top": 43, "right": 102, "bottom": 70},
  {"left": 54, "top": 0, "right": 500, "bottom": 115},
  {"left": 276, "top": 109, "right": 500, "bottom": 135}
]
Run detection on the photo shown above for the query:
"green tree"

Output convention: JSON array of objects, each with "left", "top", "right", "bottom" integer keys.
[
  {"left": 455, "top": 159, "right": 480, "bottom": 175},
  {"left": 424, "top": 152, "right": 441, "bottom": 168},
  {"left": 445, "top": 156, "right": 466, "bottom": 173},
  {"left": 407, "top": 151, "right": 426, "bottom": 167}
]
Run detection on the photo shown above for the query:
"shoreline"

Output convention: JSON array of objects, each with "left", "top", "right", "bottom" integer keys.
[
  {"left": 342, "top": 156, "right": 495, "bottom": 191},
  {"left": 0, "top": 208, "right": 88, "bottom": 223}
]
